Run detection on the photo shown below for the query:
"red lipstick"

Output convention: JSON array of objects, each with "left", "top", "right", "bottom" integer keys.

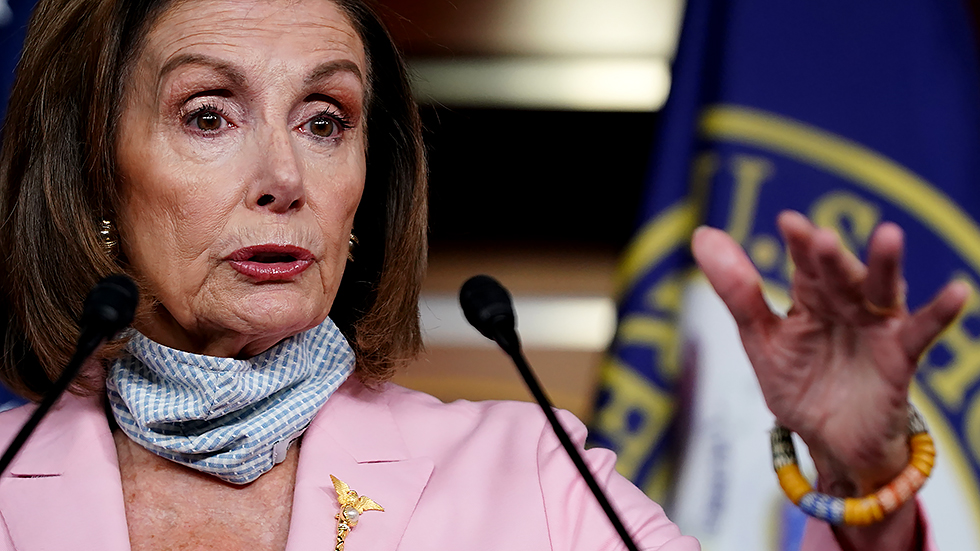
[{"left": 227, "top": 244, "right": 314, "bottom": 281}]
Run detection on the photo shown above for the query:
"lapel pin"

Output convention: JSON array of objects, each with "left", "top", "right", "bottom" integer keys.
[{"left": 330, "top": 474, "right": 384, "bottom": 551}]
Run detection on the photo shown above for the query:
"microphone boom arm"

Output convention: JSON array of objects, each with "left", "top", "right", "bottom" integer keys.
[
  {"left": 0, "top": 274, "right": 138, "bottom": 477},
  {"left": 460, "top": 275, "right": 642, "bottom": 551}
]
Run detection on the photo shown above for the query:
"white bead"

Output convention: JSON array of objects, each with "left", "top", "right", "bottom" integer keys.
[{"left": 343, "top": 506, "right": 360, "bottom": 523}]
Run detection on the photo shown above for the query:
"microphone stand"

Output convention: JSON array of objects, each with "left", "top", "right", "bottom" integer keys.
[
  {"left": 489, "top": 324, "right": 642, "bottom": 551},
  {"left": 461, "top": 275, "right": 642, "bottom": 551},
  {"left": 0, "top": 327, "right": 105, "bottom": 476},
  {"left": 0, "top": 274, "right": 138, "bottom": 477}
]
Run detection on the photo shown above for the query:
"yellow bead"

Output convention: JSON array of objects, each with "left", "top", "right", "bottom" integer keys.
[
  {"left": 776, "top": 464, "right": 812, "bottom": 504},
  {"left": 909, "top": 450, "right": 935, "bottom": 476},
  {"left": 911, "top": 444, "right": 934, "bottom": 459},
  {"left": 910, "top": 433, "right": 935, "bottom": 455},
  {"left": 867, "top": 499, "right": 885, "bottom": 523},
  {"left": 844, "top": 497, "right": 884, "bottom": 525},
  {"left": 843, "top": 498, "right": 861, "bottom": 525},
  {"left": 843, "top": 499, "right": 861, "bottom": 525}
]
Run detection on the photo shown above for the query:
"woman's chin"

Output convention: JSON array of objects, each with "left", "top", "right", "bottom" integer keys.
[
  {"left": 194, "top": 317, "right": 321, "bottom": 359},
  {"left": 139, "top": 270, "right": 337, "bottom": 358},
  {"left": 226, "top": 302, "right": 327, "bottom": 353},
  {"left": 146, "top": 299, "right": 328, "bottom": 359}
]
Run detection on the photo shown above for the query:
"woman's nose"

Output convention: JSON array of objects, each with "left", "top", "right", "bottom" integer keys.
[{"left": 248, "top": 128, "right": 306, "bottom": 213}]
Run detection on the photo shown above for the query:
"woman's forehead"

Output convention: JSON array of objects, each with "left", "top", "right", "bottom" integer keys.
[{"left": 139, "top": 0, "right": 367, "bottom": 88}]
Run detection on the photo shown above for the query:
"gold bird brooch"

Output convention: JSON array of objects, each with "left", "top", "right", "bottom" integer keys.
[{"left": 330, "top": 474, "right": 384, "bottom": 551}]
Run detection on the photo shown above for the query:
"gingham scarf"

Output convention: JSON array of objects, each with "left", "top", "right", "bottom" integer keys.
[{"left": 106, "top": 317, "right": 354, "bottom": 484}]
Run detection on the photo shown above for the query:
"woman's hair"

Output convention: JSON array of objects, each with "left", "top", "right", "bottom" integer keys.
[{"left": 0, "top": 0, "right": 427, "bottom": 401}]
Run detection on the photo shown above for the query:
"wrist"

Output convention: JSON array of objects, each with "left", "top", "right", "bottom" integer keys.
[
  {"left": 771, "top": 404, "right": 934, "bottom": 527},
  {"left": 809, "top": 436, "right": 909, "bottom": 497},
  {"left": 830, "top": 498, "right": 922, "bottom": 551}
]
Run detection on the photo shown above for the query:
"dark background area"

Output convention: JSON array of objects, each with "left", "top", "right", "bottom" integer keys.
[{"left": 423, "top": 107, "right": 660, "bottom": 249}]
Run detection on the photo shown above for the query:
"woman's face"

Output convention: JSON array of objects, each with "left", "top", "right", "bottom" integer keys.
[{"left": 115, "top": 0, "right": 368, "bottom": 358}]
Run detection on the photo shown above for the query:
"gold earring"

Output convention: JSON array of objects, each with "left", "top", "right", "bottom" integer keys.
[
  {"left": 347, "top": 232, "right": 358, "bottom": 262},
  {"left": 100, "top": 219, "right": 118, "bottom": 255}
]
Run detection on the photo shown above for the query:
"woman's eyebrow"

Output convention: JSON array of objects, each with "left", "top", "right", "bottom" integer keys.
[
  {"left": 304, "top": 60, "right": 363, "bottom": 87},
  {"left": 157, "top": 53, "right": 248, "bottom": 93}
]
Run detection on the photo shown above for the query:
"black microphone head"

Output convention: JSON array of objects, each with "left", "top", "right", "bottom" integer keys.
[
  {"left": 81, "top": 274, "right": 139, "bottom": 338},
  {"left": 459, "top": 275, "right": 517, "bottom": 345}
]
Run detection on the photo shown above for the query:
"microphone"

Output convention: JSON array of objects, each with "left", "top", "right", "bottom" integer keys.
[
  {"left": 0, "top": 274, "right": 138, "bottom": 476},
  {"left": 77, "top": 274, "right": 140, "bottom": 351},
  {"left": 459, "top": 275, "right": 641, "bottom": 551},
  {"left": 459, "top": 274, "right": 520, "bottom": 354}
]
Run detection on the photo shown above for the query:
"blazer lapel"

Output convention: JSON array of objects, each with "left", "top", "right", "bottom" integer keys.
[
  {"left": 286, "top": 381, "right": 433, "bottom": 551},
  {"left": 0, "top": 395, "right": 131, "bottom": 551}
]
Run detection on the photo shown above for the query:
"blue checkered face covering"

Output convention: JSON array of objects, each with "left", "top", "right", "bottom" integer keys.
[{"left": 106, "top": 317, "right": 355, "bottom": 485}]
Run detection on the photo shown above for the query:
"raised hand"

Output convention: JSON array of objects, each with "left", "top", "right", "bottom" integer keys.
[{"left": 691, "top": 210, "right": 967, "bottom": 549}]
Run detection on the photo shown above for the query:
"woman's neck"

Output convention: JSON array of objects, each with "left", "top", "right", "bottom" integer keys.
[{"left": 113, "top": 431, "right": 299, "bottom": 551}]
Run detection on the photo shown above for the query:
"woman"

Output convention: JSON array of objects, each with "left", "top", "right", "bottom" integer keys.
[{"left": 0, "top": 0, "right": 962, "bottom": 549}]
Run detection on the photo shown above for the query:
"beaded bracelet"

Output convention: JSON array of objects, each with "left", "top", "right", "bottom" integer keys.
[{"left": 770, "top": 404, "right": 935, "bottom": 526}]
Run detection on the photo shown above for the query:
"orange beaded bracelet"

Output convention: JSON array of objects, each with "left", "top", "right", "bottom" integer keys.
[{"left": 770, "top": 404, "right": 934, "bottom": 526}]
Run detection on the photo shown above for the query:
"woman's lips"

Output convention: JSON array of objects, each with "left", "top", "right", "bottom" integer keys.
[{"left": 227, "top": 244, "right": 314, "bottom": 281}]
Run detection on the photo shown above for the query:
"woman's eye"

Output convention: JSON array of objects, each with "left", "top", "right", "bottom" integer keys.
[
  {"left": 185, "top": 107, "right": 228, "bottom": 132},
  {"left": 307, "top": 116, "right": 340, "bottom": 138},
  {"left": 196, "top": 111, "right": 223, "bottom": 131}
]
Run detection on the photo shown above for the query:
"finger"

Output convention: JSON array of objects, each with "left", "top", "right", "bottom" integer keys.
[
  {"left": 813, "top": 228, "right": 868, "bottom": 308},
  {"left": 822, "top": 229, "right": 867, "bottom": 278},
  {"left": 863, "top": 222, "right": 904, "bottom": 313},
  {"left": 777, "top": 210, "right": 819, "bottom": 277},
  {"left": 691, "top": 226, "right": 778, "bottom": 329},
  {"left": 901, "top": 280, "right": 970, "bottom": 362}
]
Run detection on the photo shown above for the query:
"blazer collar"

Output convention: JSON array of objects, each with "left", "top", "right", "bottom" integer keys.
[{"left": 0, "top": 394, "right": 132, "bottom": 550}]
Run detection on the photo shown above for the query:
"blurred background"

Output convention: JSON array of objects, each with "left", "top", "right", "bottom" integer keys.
[
  {"left": 369, "top": 1, "right": 980, "bottom": 549},
  {"left": 376, "top": 0, "right": 685, "bottom": 420},
  {"left": 4, "top": 0, "right": 980, "bottom": 549}
]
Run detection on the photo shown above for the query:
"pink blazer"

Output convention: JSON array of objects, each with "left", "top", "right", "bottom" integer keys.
[{"left": 0, "top": 379, "right": 931, "bottom": 550}]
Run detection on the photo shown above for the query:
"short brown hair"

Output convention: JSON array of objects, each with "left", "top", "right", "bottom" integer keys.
[{"left": 0, "top": 0, "right": 427, "bottom": 401}]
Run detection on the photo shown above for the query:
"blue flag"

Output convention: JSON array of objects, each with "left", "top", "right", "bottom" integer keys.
[
  {"left": 589, "top": 0, "right": 980, "bottom": 548},
  {"left": 1, "top": 0, "right": 34, "bottom": 125}
]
